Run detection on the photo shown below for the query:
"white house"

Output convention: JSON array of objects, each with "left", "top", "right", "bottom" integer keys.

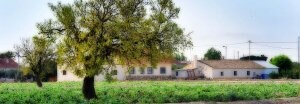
[
  {"left": 196, "top": 60, "right": 278, "bottom": 79},
  {"left": 57, "top": 61, "right": 173, "bottom": 81},
  {"left": 0, "top": 58, "right": 19, "bottom": 82}
]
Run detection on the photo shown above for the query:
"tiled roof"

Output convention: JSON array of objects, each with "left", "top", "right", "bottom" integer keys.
[
  {"left": 199, "top": 60, "right": 265, "bottom": 69},
  {"left": 0, "top": 58, "right": 18, "bottom": 69}
]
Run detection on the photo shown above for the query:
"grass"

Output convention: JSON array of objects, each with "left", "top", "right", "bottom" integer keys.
[{"left": 0, "top": 81, "right": 300, "bottom": 103}]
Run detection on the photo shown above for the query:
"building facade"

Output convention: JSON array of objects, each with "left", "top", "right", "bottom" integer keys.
[
  {"left": 197, "top": 60, "right": 278, "bottom": 79},
  {"left": 0, "top": 58, "right": 19, "bottom": 82},
  {"left": 57, "top": 61, "right": 173, "bottom": 81}
]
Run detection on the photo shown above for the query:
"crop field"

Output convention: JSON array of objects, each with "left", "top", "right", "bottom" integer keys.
[{"left": 0, "top": 81, "right": 300, "bottom": 103}]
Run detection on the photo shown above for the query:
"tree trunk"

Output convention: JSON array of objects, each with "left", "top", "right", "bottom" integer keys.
[
  {"left": 35, "top": 75, "right": 43, "bottom": 87},
  {"left": 82, "top": 76, "right": 97, "bottom": 100}
]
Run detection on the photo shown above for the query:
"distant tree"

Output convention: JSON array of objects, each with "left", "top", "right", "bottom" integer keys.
[
  {"left": 204, "top": 48, "right": 222, "bottom": 60},
  {"left": 270, "top": 55, "right": 292, "bottom": 76},
  {"left": 41, "top": 0, "right": 192, "bottom": 100},
  {"left": 174, "top": 53, "right": 187, "bottom": 61},
  {"left": 240, "top": 55, "right": 268, "bottom": 61},
  {"left": 21, "top": 59, "right": 57, "bottom": 82},
  {"left": 15, "top": 35, "right": 55, "bottom": 87},
  {"left": 0, "top": 51, "right": 14, "bottom": 59}
]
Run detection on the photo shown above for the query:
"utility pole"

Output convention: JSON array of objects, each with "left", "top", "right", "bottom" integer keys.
[
  {"left": 16, "top": 52, "right": 20, "bottom": 81},
  {"left": 248, "top": 40, "right": 252, "bottom": 60},
  {"left": 223, "top": 46, "right": 227, "bottom": 59},
  {"left": 298, "top": 37, "right": 300, "bottom": 64},
  {"left": 237, "top": 51, "right": 240, "bottom": 59},
  {"left": 233, "top": 50, "right": 235, "bottom": 59}
]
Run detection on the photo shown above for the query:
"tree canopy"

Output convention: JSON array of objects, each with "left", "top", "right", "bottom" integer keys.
[
  {"left": 15, "top": 35, "right": 56, "bottom": 87},
  {"left": 204, "top": 48, "right": 222, "bottom": 60},
  {"left": 174, "top": 53, "right": 187, "bottom": 61},
  {"left": 40, "top": 0, "right": 192, "bottom": 99},
  {"left": 240, "top": 55, "right": 268, "bottom": 61},
  {"left": 0, "top": 51, "right": 14, "bottom": 59},
  {"left": 270, "top": 54, "right": 292, "bottom": 73}
]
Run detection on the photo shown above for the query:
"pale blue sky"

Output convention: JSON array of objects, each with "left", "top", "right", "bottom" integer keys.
[{"left": 1, "top": 0, "right": 300, "bottom": 61}]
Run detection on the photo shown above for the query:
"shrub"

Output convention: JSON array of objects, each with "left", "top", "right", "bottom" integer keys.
[{"left": 269, "top": 72, "right": 280, "bottom": 79}]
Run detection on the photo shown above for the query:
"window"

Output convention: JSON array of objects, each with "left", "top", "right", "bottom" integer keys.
[
  {"left": 147, "top": 67, "right": 153, "bottom": 74},
  {"left": 62, "top": 70, "right": 67, "bottom": 75},
  {"left": 234, "top": 71, "right": 237, "bottom": 76},
  {"left": 112, "top": 70, "right": 118, "bottom": 75},
  {"left": 129, "top": 67, "right": 135, "bottom": 74},
  {"left": 247, "top": 71, "right": 250, "bottom": 76},
  {"left": 160, "top": 67, "right": 166, "bottom": 74},
  {"left": 140, "top": 68, "right": 145, "bottom": 74},
  {"left": 176, "top": 71, "right": 179, "bottom": 76},
  {"left": 220, "top": 72, "right": 224, "bottom": 76}
]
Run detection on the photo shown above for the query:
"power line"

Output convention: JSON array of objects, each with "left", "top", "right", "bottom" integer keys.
[
  {"left": 252, "top": 42, "right": 297, "bottom": 44},
  {"left": 225, "top": 42, "right": 248, "bottom": 45},
  {"left": 253, "top": 43, "right": 297, "bottom": 49}
]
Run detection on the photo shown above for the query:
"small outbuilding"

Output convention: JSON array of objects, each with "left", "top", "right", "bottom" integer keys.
[{"left": 197, "top": 60, "right": 278, "bottom": 79}]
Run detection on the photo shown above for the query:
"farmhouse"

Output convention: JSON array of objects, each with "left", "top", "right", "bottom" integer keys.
[
  {"left": 197, "top": 60, "right": 278, "bottom": 79},
  {"left": 0, "top": 58, "right": 18, "bottom": 70},
  {"left": 57, "top": 61, "right": 173, "bottom": 81},
  {"left": 0, "top": 58, "right": 19, "bottom": 82}
]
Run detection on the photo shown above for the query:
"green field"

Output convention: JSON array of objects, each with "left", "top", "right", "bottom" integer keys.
[{"left": 0, "top": 81, "right": 300, "bottom": 103}]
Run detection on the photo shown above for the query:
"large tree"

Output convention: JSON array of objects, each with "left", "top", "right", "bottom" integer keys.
[
  {"left": 270, "top": 54, "right": 292, "bottom": 74},
  {"left": 41, "top": 0, "right": 192, "bottom": 99},
  {"left": 204, "top": 48, "right": 222, "bottom": 60},
  {"left": 15, "top": 35, "right": 55, "bottom": 87}
]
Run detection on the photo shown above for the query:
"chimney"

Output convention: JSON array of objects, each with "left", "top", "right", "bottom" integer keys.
[{"left": 193, "top": 55, "right": 198, "bottom": 68}]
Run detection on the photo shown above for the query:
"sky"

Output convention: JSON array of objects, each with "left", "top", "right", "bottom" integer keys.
[{"left": 1, "top": 0, "right": 300, "bottom": 61}]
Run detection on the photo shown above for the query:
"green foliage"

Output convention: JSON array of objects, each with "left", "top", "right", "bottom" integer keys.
[
  {"left": 204, "top": 48, "right": 222, "bottom": 60},
  {"left": 42, "top": 0, "right": 192, "bottom": 99},
  {"left": 240, "top": 55, "right": 268, "bottom": 61},
  {"left": 0, "top": 51, "right": 15, "bottom": 58},
  {"left": 15, "top": 35, "right": 56, "bottom": 87},
  {"left": 44, "top": 0, "right": 192, "bottom": 78},
  {"left": 174, "top": 53, "right": 187, "bottom": 61},
  {"left": 172, "top": 64, "right": 184, "bottom": 70},
  {"left": 269, "top": 72, "right": 280, "bottom": 79},
  {"left": 0, "top": 81, "right": 300, "bottom": 103},
  {"left": 270, "top": 55, "right": 292, "bottom": 77}
]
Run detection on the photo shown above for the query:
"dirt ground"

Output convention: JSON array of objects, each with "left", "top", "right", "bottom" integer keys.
[{"left": 173, "top": 97, "right": 300, "bottom": 104}]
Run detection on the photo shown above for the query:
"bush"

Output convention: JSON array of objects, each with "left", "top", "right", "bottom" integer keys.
[{"left": 269, "top": 72, "right": 280, "bottom": 79}]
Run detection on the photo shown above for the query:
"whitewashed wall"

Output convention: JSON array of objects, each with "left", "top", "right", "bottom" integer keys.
[
  {"left": 212, "top": 69, "right": 263, "bottom": 79},
  {"left": 128, "top": 62, "right": 172, "bottom": 76},
  {"left": 263, "top": 68, "right": 278, "bottom": 74},
  {"left": 57, "top": 62, "right": 172, "bottom": 81},
  {"left": 197, "top": 62, "right": 213, "bottom": 78},
  {"left": 175, "top": 70, "right": 188, "bottom": 78}
]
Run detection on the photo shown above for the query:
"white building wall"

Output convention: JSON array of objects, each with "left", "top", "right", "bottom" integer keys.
[
  {"left": 57, "top": 66, "right": 82, "bottom": 81},
  {"left": 57, "top": 62, "right": 172, "bottom": 81},
  {"left": 212, "top": 69, "right": 263, "bottom": 79},
  {"left": 263, "top": 68, "right": 278, "bottom": 74},
  {"left": 128, "top": 63, "right": 172, "bottom": 76},
  {"left": 197, "top": 62, "right": 213, "bottom": 78},
  {"left": 175, "top": 70, "right": 188, "bottom": 78}
]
